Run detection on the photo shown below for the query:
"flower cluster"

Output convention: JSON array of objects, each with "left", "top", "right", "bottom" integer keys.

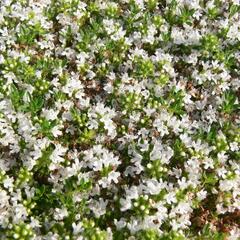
[{"left": 0, "top": 0, "right": 240, "bottom": 239}]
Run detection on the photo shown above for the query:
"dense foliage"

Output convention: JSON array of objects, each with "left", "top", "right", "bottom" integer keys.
[{"left": 0, "top": 0, "right": 239, "bottom": 239}]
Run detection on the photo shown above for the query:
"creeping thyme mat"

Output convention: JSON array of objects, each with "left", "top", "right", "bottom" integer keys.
[{"left": 0, "top": 0, "right": 240, "bottom": 239}]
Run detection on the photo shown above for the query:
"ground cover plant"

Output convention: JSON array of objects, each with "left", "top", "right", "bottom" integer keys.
[{"left": 0, "top": 0, "right": 240, "bottom": 239}]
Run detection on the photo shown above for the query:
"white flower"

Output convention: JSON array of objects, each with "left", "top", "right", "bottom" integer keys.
[
  {"left": 54, "top": 208, "right": 68, "bottom": 221},
  {"left": 230, "top": 142, "right": 239, "bottom": 152},
  {"left": 174, "top": 201, "right": 193, "bottom": 215},
  {"left": 72, "top": 222, "right": 83, "bottom": 235},
  {"left": 165, "top": 192, "right": 177, "bottom": 204},
  {"left": 51, "top": 125, "right": 63, "bottom": 137},
  {"left": 150, "top": 141, "right": 173, "bottom": 164},
  {"left": 103, "top": 19, "right": 116, "bottom": 35},
  {"left": 3, "top": 177, "right": 14, "bottom": 191},
  {"left": 111, "top": 27, "right": 126, "bottom": 41},
  {"left": 178, "top": 177, "right": 189, "bottom": 190},
  {"left": 144, "top": 25, "right": 157, "bottom": 44},
  {"left": 217, "top": 167, "right": 227, "bottom": 178},
  {"left": 0, "top": 54, "right": 4, "bottom": 64},
  {"left": 219, "top": 179, "right": 235, "bottom": 191},
  {"left": 196, "top": 190, "right": 207, "bottom": 201},
  {"left": 89, "top": 198, "right": 108, "bottom": 218},
  {"left": 98, "top": 171, "right": 120, "bottom": 188},
  {"left": 0, "top": 190, "right": 9, "bottom": 207},
  {"left": 153, "top": 119, "right": 169, "bottom": 137},
  {"left": 108, "top": 171, "right": 120, "bottom": 184},
  {"left": 134, "top": 0, "right": 144, "bottom": 9},
  {"left": 144, "top": 179, "right": 165, "bottom": 195},
  {"left": 42, "top": 109, "right": 59, "bottom": 121},
  {"left": 120, "top": 197, "right": 132, "bottom": 212},
  {"left": 229, "top": 227, "right": 240, "bottom": 240},
  {"left": 30, "top": 217, "right": 41, "bottom": 228},
  {"left": 84, "top": 145, "right": 120, "bottom": 171},
  {"left": 49, "top": 144, "right": 67, "bottom": 170},
  {"left": 114, "top": 218, "right": 127, "bottom": 230},
  {"left": 217, "top": 152, "right": 228, "bottom": 164},
  {"left": 203, "top": 157, "right": 214, "bottom": 169},
  {"left": 13, "top": 204, "right": 28, "bottom": 222}
]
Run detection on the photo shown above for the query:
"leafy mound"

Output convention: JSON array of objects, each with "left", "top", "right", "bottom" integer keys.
[{"left": 0, "top": 0, "right": 239, "bottom": 239}]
